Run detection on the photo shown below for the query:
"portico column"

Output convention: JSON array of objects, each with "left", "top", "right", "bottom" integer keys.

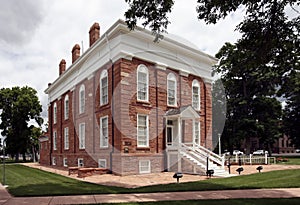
[
  {"left": 192, "top": 118, "right": 195, "bottom": 150},
  {"left": 178, "top": 117, "right": 182, "bottom": 172}
]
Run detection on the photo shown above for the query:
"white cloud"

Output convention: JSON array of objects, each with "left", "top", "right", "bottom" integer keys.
[{"left": 0, "top": 0, "right": 246, "bottom": 128}]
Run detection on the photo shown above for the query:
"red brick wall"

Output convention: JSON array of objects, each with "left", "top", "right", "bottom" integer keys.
[{"left": 42, "top": 56, "right": 213, "bottom": 174}]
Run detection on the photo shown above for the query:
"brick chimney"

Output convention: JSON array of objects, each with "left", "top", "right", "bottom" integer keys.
[
  {"left": 59, "top": 59, "right": 66, "bottom": 75},
  {"left": 89, "top": 22, "right": 100, "bottom": 46},
  {"left": 72, "top": 44, "right": 81, "bottom": 63}
]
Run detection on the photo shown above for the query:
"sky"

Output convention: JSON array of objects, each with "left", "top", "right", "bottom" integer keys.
[{"left": 0, "top": 0, "right": 250, "bottom": 130}]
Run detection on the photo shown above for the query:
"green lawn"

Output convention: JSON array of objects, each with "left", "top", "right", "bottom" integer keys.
[
  {"left": 276, "top": 156, "right": 300, "bottom": 165},
  {"left": 0, "top": 164, "right": 300, "bottom": 197},
  {"left": 100, "top": 198, "right": 300, "bottom": 205}
]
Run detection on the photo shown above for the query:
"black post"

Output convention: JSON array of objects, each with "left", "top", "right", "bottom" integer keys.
[
  {"left": 2, "top": 144, "right": 5, "bottom": 186},
  {"left": 238, "top": 155, "right": 242, "bottom": 166},
  {"left": 206, "top": 156, "right": 209, "bottom": 177},
  {"left": 227, "top": 157, "right": 231, "bottom": 174}
]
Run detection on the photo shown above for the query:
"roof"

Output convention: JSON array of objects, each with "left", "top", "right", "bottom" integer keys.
[{"left": 165, "top": 105, "right": 200, "bottom": 119}]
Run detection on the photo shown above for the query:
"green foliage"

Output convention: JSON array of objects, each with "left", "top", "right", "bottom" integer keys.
[
  {"left": 124, "top": 0, "right": 174, "bottom": 37},
  {"left": 0, "top": 86, "right": 43, "bottom": 161},
  {"left": 282, "top": 72, "right": 300, "bottom": 147}
]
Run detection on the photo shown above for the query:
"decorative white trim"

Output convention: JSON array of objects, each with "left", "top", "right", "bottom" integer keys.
[
  {"left": 179, "top": 70, "right": 189, "bottom": 77},
  {"left": 45, "top": 20, "right": 215, "bottom": 102},
  {"left": 155, "top": 62, "right": 167, "bottom": 70}
]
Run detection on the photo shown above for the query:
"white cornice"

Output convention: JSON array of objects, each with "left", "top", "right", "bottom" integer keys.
[{"left": 45, "top": 19, "right": 217, "bottom": 102}]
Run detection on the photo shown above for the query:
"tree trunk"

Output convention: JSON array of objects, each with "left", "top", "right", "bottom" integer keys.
[
  {"left": 15, "top": 153, "right": 19, "bottom": 162},
  {"left": 22, "top": 153, "right": 26, "bottom": 162}
]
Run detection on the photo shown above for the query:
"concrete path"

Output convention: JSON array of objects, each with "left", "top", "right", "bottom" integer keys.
[{"left": 1, "top": 183, "right": 300, "bottom": 205}]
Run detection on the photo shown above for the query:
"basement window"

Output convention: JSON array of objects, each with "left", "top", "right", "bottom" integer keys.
[{"left": 139, "top": 160, "right": 151, "bottom": 174}]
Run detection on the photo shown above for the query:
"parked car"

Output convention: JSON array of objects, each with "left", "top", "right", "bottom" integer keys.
[
  {"left": 253, "top": 150, "right": 268, "bottom": 155},
  {"left": 233, "top": 150, "right": 244, "bottom": 155},
  {"left": 295, "top": 149, "right": 300, "bottom": 153}
]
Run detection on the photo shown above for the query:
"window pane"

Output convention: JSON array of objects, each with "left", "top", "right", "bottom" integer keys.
[
  {"left": 137, "top": 115, "right": 148, "bottom": 147},
  {"left": 137, "top": 70, "right": 148, "bottom": 101}
]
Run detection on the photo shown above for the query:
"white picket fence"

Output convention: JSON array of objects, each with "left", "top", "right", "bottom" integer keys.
[{"left": 226, "top": 154, "right": 276, "bottom": 165}]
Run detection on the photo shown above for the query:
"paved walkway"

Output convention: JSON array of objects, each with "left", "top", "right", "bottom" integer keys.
[{"left": 1, "top": 184, "right": 300, "bottom": 205}]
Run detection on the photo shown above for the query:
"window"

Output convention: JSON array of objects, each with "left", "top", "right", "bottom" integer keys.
[
  {"left": 137, "top": 114, "right": 149, "bottom": 147},
  {"left": 192, "top": 80, "right": 200, "bottom": 110},
  {"left": 137, "top": 65, "right": 149, "bottom": 101},
  {"left": 64, "top": 95, "right": 69, "bottom": 120},
  {"left": 100, "top": 70, "right": 108, "bottom": 105},
  {"left": 64, "top": 127, "right": 69, "bottom": 150},
  {"left": 63, "top": 158, "right": 68, "bottom": 167},
  {"left": 79, "top": 84, "right": 85, "bottom": 114},
  {"left": 194, "top": 121, "right": 200, "bottom": 145},
  {"left": 100, "top": 116, "right": 109, "bottom": 148},
  {"left": 53, "top": 103, "right": 57, "bottom": 124},
  {"left": 139, "top": 160, "right": 151, "bottom": 174},
  {"left": 52, "top": 157, "right": 56, "bottom": 165},
  {"left": 53, "top": 131, "right": 57, "bottom": 151},
  {"left": 78, "top": 158, "right": 84, "bottom": 167},
  {"left": 98, "top": 159, "right": 107, "bottom": 168},
  {"left": 167, "top": 73, "right": 177, "bottom": 106},
  {"left": 79, "top": 123, "right": 85, "bottom": 149}
]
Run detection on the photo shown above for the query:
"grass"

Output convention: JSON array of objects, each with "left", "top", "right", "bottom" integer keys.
[
  {"left": 0, "top": 164, "right": 300, "bottom": 197},
  {"left": 99, "top": 198, "right": 300, "bottom": 205},
  {"left": 0, "top": 164, "right": 127, "bottom": 196}
]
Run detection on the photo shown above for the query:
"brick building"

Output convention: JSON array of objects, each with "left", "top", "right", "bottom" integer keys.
[{"left": 40, "top": 20, "right": 225, "bottom": 175}]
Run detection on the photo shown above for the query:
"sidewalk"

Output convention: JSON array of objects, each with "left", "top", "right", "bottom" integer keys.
[{"left": 1, "top": 183, "right": 300, "bottom": 205}]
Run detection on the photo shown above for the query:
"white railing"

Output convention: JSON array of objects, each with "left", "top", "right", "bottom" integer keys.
[
  {"left": 180, "top": 143, "right": 225, "bottom": 170},
  {"left": 227, "top": 155, "right": 276, "bottom": 165}
]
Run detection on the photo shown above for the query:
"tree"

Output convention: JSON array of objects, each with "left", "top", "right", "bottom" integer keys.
[
  {"left": 282, "top": 71, "right": 300, "bottom": 147},
  {"left": 29, "top": 126, "right": 42, "bottom": 162},
  {"left": 0, "top": 86, "right": 43, "bottom": 162},
  {"left": 125, "top": 0, "right": 299, "bottom": 151}
]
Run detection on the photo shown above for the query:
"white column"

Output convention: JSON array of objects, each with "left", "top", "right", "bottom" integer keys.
[
  {"left": 192, "top": 119, "right": 195, "bottom": 150},
  {"left": 178, "top": 117, "right": 182, "bottom": 172},
  {"left": 218, "top": 133, "right": 221, "bottom": 156}
]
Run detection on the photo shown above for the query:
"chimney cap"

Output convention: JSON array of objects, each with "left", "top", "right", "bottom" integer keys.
[
  {"left": 72, "top": 44, "right": 81, "bottom": 52},
  {"left": 89, "top": 22, "right": 100, "bottom": 33},
  {"left": 60, "top": 59, "right": 66, "bottom": 64}
]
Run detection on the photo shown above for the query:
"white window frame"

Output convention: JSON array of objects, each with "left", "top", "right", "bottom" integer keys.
[
  {"left": 192, "top": 80, "right": 200, "bottom": 111},
  {"left": 64, "top": 127, "right": 69, "bottom": 150},
  {"left": 52, "top": 157, "right": 56, "bottom": 165},
  {"left": 53, "top": 131, "right": 57, "bottom": 151},
  {"left": 64, "top": 95, "right": 69, "bottom": 120},
  {"left": 194, "top": 121, "right": 200, "bottom": 145},
  {"left": 100, "top": 116, "right": 109, "bottom": 148},
  {"left": 79, "top": 84, "right": 85, "bottom": 114},
  {"left": 78, "top": 158, "right": 84, "bottom": 167},
  {"left": 137, "top": 114, "right": 149, "bottom": 147},
  {"left": 98, "top": 159, "right": 107, "bottom": 168},
  {"left": 79, "top": 123, "right": 85, "bottom": 149},
  {"left": 167, "top": 73, "right": 177, "bottom": 106},
  {"left": 137, "top": 64, "right": 149, "bottom": 102},
  {"left": 100, "top": 70, "right": 108, "bottom": 105},
  {"left": 139, "top": 160, "right": 151, "bottom": 174},
  {"left": 53, "top": 103, "right": 57, "bottom": 124},
  {"left": 63, "top": 158, "right": 68, "bottom": 167}
]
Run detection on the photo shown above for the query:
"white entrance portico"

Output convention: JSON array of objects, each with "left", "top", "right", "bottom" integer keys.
[{"left": 165, "top": 105, "right": 226, "bottom": 175}]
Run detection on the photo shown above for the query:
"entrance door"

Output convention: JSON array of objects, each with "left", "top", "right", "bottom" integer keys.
[{"left": 166, "top": 125, "right": 173, "bottom": 146}]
